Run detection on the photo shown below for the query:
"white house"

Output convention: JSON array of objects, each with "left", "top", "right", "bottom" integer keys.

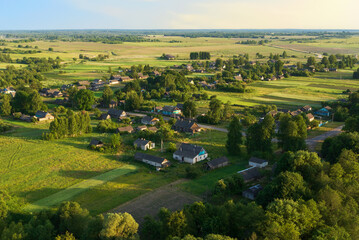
[
  {"left": 248, "top": 157, "right": 268, "bottom": 168},
  {"left": 173, "top": 143, "right": 208, "bottom": 164},
  {"left": 133, "top": 138, "right": 155, "bottom": 151}
]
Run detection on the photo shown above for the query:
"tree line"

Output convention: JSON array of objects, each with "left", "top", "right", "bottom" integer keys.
[{"left": 43, "top": 111, "right": 92, "bottom": 140}]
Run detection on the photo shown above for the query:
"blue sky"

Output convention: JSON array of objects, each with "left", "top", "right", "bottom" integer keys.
[{"left": 1, "top": 0, "right": 358, "bottom": 30}]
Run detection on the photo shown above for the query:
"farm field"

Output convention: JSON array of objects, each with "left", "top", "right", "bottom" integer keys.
[{"left": 203, "top": 71, "right": 358, "bottom": 109}]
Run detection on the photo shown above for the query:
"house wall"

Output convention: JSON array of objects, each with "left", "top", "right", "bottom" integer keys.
[{"left": 142, "top": 159, "right": 161, "bottom": 167}]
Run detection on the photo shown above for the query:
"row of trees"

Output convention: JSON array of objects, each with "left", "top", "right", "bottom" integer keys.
[
  {"left": 189, "top": 52, "right": 211, "bottom": 60},
  {"left": 197, "top": 97, "right": 233, "bottom": 125},
  {"left": 226, "top": 112, "right": 307, "bottom": 157},
  {"left": 43, "top": 111, "right": 92, "bottom": 140},
  {"left": 0, "top": 200, "right": 139, "bottom": 240}
]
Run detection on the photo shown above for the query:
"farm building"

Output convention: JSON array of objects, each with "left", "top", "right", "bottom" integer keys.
[
  {"left": 147, "top": 126, "right": 158, "bottom": 132},
  {"left": 134, "top": 138, "right": 155, "bottom": 150},
  {"left": 116, "top": 126, "right": 134, "bottom": 134},
  {"left": 290, "top": 109, "right": 302, "bottom": 117},
  {"left": 134, "top": 152, "right": 170, "bottom": 169},
  {"left": 172, "top": 119, "right": 201, "bottom": 134},
  {"left": 306, "top": 113, "right": 315, "bottom": 122},
  {"left": 109, "top": 100, "right": 118, "bottom": 108},
  {"left": 89, "top": 139, "right": 104, "bottom": 148},
  {"left": 108, "top": 109, "right": 127, "bottom": 119},
  {"left": 138, "top": 73, "right": 149, "bottom": 79},
  {"left": 19, "top": 114, "right": 32, "bottom": 122},
  {"left": 314, "top": 107, "right": 331, "bottom": 117},
  {"left": 242, "top": 184, "right": 263, "bottom": 200},
  {"left": 99, "top": 113, "right": 111, "bottom": 120},
  {"left": 136, "top": 125, "right": 147, "bottom": 131},
  {"left": 164, "top": 54, "right": 175, "bottom": 60},
  {"left": 77, "top": 85, "right": 87, "bottom": 90},
  {"left": 301, "top": 105, "right": 312, "bottom": 112},
  {"left": 162, "top": 106, "right": 181, "bottom": 116},
  {"left": 35, "top": 111, "right": 54, "bottom": 122},
  {"left": 237, "top": 167, "right": 262, "bottom": 182},
  {"left": 78, "top": 81, "right": 91, "bottom": 86},
  {"left": 173, "top": 143, "right": 208, "bottom": 164},
  {"left": 205, "top": 156, "right": 229, "bottom": 170},
  {"left": 108, "top": 79, "right": 120, "bottom": 85},
  {"left": 249, "top": 157, "right": 268, "bottom": 168},
  {"left": 141, "top": 116, "right": 159, "bottom": 125}
]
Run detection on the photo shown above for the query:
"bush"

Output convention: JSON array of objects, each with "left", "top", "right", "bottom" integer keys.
[
  {"left": 185, "top": 165, "right": 203, "bottom": 179},
  {"left": 167, "top": 142, "right": 177, "bottom": 153}
]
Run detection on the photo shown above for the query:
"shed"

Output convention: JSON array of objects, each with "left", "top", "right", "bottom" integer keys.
[
  {"left": 205, "top": 156, "right": 229, "bottom": 170},
  {"left": 249, "top": 157, "right": 268, "bottom": 168}
]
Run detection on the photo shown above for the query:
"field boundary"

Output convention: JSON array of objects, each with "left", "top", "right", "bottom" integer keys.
[{"left": 23, "top": 164, "right": 137, "bottom": 212}]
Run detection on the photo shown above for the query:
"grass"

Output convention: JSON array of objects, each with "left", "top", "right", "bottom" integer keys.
[
  {"left": 179, "top": 163, "right": 248, "bottom": 196},
  {"left": 23, "top": 165, "right": 137, "bottom": 212},
  {"left": 307, "top": 121, "right": 344, "bottom": 139}
]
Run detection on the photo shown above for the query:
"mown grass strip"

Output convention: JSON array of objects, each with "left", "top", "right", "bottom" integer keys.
[{"left": 23, "top": 165, "right": 137, "bottom": 212}]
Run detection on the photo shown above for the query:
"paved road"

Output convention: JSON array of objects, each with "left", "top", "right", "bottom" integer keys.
[{"left": 306, "top": 125, "right": 344, "bottom": 151}]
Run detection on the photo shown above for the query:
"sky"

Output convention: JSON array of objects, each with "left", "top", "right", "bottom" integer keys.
[{"left": 1, "top": 0, "right": 359, "bottom": 30}]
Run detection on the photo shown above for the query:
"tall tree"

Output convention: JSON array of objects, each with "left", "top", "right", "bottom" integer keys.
[
  {"left": 226, "top": 116, "right": 243, "bottom": 155},
  {"left": 102, "top": 86, "right": 113, "bottom": 107},
  {"left": 183, "top": 100, "right": 197, "bottom": 118},
  {"left": 0, "top": 94, "right": 12, "bottom": 116},
  {"left": 74, "top": 89, "right": 94, "bottom": 111}
]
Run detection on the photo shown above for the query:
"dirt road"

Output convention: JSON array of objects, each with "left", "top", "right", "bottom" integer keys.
[
  {"left": 306, "top": 125, "right": 344, "bottom": 151},
  {"left": 109, "top": 179, "right": 201, "bottom": 224}
]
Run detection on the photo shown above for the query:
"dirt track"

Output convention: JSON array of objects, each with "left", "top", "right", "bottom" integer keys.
[{"left": 109, "top": 179, "right": 201, "bottom": 224}]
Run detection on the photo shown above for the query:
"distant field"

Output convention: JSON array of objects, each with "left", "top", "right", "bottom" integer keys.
[{"left": 203, "top": 71, "right": 358, "bottom": 109}]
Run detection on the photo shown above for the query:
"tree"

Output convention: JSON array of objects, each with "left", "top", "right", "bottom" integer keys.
[
  {"left": 56, "top": 201, "right": 90, "bottom": 238},
  {"left": 55, "top": 231, "right": 76, "bottom": 240},
  {"left": 102, "top": 86, "right": 114, "bottom": 107},
  {"left": 282, "top": 51, "right": 288, "bottom": 59},
  {"left": 74, "top": 89, "right": 94, "bottom": 110},
  {"left": 307, "top": 57, "right": 316, "bottom": 67},
  {"left": 278, "top": 114, "right": 307, "bottom": 152},
  {"left": 208, "top": 98, "right": 223, "bottom": 124},
  {"left": 100, "top": 213, "right": 138, "bottom": 240},
  {"left": 263, "top": 199, "right": 321, "bottom": 240},
  {"left": 226, "top": 116, "right": 243, "bottom": 155},
  {"left": 183, "top": 100, "right": 197, "bottom": 118},
  {"left": 167, "top": 211, "right": 187, "bottom": 238},
  {"left": 125, "top": 91, "right": 141, "bottom": 111},
  {"left": 141, "top": 216, "right": 163, "bottom": 240},
  {"left": 246, "top": 114, "right": 275, "bottom": 154},
  {"left": 0, "top": 94, "right": 12, "bottom": 115},
  {"left": 110, "top": 133, "right": 122, "bottom": 150}
]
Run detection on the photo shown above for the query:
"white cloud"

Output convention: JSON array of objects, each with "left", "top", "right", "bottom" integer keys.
[{"left": 65, "top": 0, "right": 359, "bottom": 29}]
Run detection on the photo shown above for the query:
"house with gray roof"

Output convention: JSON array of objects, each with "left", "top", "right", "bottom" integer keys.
[
  {"left": 35, "top": 111, "right": 54, "bottom": 122},
  {"left": 108, "top": 109, "right": 126, "bottom": 120},
  {"left": 134, "top": 152, "right": 170, "bottom": 170},
  {"left": 173, "top": 143, "right": 208, "bottom": 164},
  {"left": 141, "top": 116, "right": 159, "bottom": 125},
  {"left": 172, "top": 119, "right": 201, "bottom": 134},
  {"left": 134, "top": 138, "right": 155, "bottom": 150}
]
